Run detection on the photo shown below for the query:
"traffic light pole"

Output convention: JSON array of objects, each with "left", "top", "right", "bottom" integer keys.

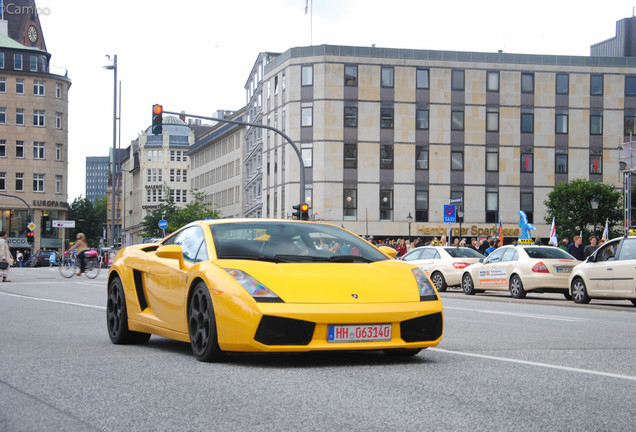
[{"left": 162, "top": 110, "right": 306, "bottom": 207}]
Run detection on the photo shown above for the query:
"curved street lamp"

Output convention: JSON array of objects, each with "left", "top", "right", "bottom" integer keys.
[{"left": 591, "top": 196, "right": 599, "bottom": 238}]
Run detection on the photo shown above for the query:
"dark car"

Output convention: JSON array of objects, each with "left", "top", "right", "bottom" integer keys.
[{"left": 32, "top": 250, "right": 58, "bottom": 267}]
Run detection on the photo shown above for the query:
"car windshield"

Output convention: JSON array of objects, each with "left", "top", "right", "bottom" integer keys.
[
  {"left": 210, "top": 221, "right": 389, "bottom": 263},
  {"left": 524, "top": 247, "right": 574, "bottom": 259},
  {"left": 444, "top": 247, "right": 484, "bottom": 258}
]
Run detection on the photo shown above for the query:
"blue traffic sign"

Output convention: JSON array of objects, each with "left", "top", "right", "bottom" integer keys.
[
  {"left": 158, "top": 219, "right": 168, "bottom": 230},
  {"left": 443, "top": 205, "right": 456, "bottom": 223}
]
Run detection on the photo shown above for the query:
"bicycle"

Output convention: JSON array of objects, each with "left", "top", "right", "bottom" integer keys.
[{"left": 59, "top": 250, "right": 101, "bottom": 279}]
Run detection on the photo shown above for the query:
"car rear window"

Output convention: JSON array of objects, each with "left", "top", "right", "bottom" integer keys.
[
  {"left": 524, "top": 247, "right": 574, "bottom": 259},
  {"left": 444, "top": 247, "right": 484, "bottom": 258}
]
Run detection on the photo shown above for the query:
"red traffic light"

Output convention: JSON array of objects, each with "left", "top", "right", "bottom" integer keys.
[{"left": 153, "top": 105, "right": 163, "bottom": 115}]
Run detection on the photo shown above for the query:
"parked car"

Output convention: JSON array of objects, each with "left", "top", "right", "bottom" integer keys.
[
  {"left": 461, "top": 244, "right": 578, "bottom": 299},
  {"left": 401, "top": 246, "right": 484, "bottom": 291},
  {"left": 31, "top": 250, "right": 58, "bottom": 267},
  {"left": 569, "top": 236, "right": 636, "bottom": 306}
]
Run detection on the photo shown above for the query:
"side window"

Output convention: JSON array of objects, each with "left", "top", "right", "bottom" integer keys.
[
  {"left": 595, "top": 241, "right": 618, "bottom": 262},
  {"left": 165, "top": 227, "right": 208, "bottom": 262},
  {"left": 485, "top": 248, "right": 505, "bottom": 263},
  {"left": 617, "top": 239, "right": 636, "bottom": 260},
  {"left": 402, "top": 250, "right": 422, "bottom": 261},
  {"left": 420, "top": 248, "right": 438, "bottom": 259},
  {"left": 502, "top": 248, "right": 518, "bottom": 262}
]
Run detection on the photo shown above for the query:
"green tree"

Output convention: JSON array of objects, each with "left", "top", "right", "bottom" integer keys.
[
  {"left": 67, "top": 196, "right": 107, "bottom": 247},
  {"left": 544, "top": 179, "right": 623, "bottom": 242}
]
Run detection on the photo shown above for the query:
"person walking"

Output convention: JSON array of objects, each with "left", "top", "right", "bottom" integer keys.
[
  {"left": 0, "top": 230, "right": 14, "bottom": 282},
  {"left": 567, "top": 235, "right": 585, "bottom": 260},
  {"left": 584, "top": 236, "right": 599, "bottom": 258},
  {"left": 16, "top": 250, "right": 23, "bottom": 268},
  {"left": 67, "top": 233, "right": 89, "bottom": 275}
]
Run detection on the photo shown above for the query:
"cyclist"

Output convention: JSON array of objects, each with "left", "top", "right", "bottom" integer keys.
[{"left": 67, "top": 233, "right": 88, "bottom": 276}]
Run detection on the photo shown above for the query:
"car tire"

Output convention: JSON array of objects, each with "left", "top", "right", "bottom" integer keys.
[
  {"left": 107, "top": 276, "right": 151, "bottom": 345},
  {"left": 431, "top": 272, "right": 447, "bottom": 292},
  {"left": 509, "top": 275, "right": 527, "bottom": 299},
  {"left": 188, "top": 282, "right": 225, "bottom": 362},
  {"left": 383, "top": 348, "right": 422, "bottom": 357},
  {"left": 563, "top": 292, "right": 572, "bottom": 300},
  {"left": 462, "top": 273, "right": 475, "bottom": 295},
  {"left": 571, "top": 278, "right": 591, "bottom": 304}
]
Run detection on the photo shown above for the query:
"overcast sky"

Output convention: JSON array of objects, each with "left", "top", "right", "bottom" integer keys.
[{"left": 36, "top": 0, "right": 636, "bottom": 200}]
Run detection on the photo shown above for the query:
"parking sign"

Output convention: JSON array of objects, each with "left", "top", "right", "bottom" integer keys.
[{"left": 443, "top": 205, "right": 456, "bottom": 223}]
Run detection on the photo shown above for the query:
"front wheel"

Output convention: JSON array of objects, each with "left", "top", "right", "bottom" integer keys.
[
  {"left": 571, "top": 278, "right": 591, "bottom": 304},
  {"left": 107, "top": 276, "right": 151, "bottom": 344},
  {"left": 189, "top": 282, "right": 224, "bottom": 362},
  {"left": 430, "top": 272, "right": 447, "bottom": 292},
  {"left": 509, "top": 275, "right": 527, "bottom": 299},
  {"left": 84, "top": 257, "right": 100, "bottom": 279},
  {"left": 59, "top": 256, "right": 77, "bottom": 278},
  {"left": 462, "top": 273, "right": 476, "bottom": 295}
]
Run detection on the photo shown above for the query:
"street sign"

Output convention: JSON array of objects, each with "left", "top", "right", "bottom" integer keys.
[
  {"left": 449, "top": 197, "right": 462, "bottom": 205},
  {"left": 444, "top": 205, "right": 456, "bottom": 223},
  {"left": 158, "top": 219, "right": 168, "bottom": 230},
  {"left": 52, "top": 220, "right": 75, "bottom": 228},
  {"left": 27, "top": 222, "right": 36, "bottom": 231}
]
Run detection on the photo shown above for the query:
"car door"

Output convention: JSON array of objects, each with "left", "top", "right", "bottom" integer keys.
[
  {"left": 584, "top": 239, "right": 620, "bottom": 296},
  {"left": 474, "top": 247, "right": 508, "bottom": 290},
  {"left": 415, "top": 248, "right": 441, "bottom": 274},
  {"left": 609, "top": 238, "right": 636, "bottom": 296}
]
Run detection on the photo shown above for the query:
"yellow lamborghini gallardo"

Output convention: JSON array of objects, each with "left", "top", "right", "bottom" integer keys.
[{"left": 107, "top": 219, "right": 443, "bottom": 362}]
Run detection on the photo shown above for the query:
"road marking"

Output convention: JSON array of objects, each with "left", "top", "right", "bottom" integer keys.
[
  {"left": 0, "top": 291, "right": 105, "bottom": 311},
  {"left": 430, "top": 348, "right": 636, "bottom": 382},
  {"left": 445, "top": 306, "right": 588, "bottom": 322}
]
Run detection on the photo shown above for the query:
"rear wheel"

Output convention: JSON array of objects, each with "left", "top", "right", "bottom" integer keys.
[
  {"left": 189, "top": 282, "right": 224, "bottom": 362},
  {"left": 462, "top": 273, "right": 475, "bottom": 295},
  {"left": 84, "top": 257, "right": 100, "bottom": 279},
  {"left": 509, "top": 275, "right": 526, "bottom": 299},
  {"left": 107, "top": 276, "right": 151, "bottom": 344},
  {"left": 430, "top": 272, "right": 447, "bottom": 292},
  {"left": 59, "top": 256, "right": 77, "bottom": 278},
  {"left": 571, "top": 278, "right": 591, "bottom": 304}
]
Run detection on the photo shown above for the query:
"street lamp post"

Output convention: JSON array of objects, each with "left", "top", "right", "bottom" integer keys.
[
  {"left": 591, "top": 196, "right": 599, "bottom": 238},
  {"left": 457, "top": 209, "right": 464, "bottom": 244},
  {"left": 104, "top": 54, "right": 117, "bottom": 248},
  {"left": 406, "top": 212, "right": 413, "bottom": 243}
]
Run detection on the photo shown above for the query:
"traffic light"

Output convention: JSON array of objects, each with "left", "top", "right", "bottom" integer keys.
[
  {"left": 152, "top": 104, "right": 163, "bottom": 135},
  {"left": 292, "top": 204, "right": 301, "bottom": 220},
  {"left": 301, "top": 203, "right": 309, "bottom": 220},
  {"left": 26, "top": 230, "right": 34, "bottom": 244}
]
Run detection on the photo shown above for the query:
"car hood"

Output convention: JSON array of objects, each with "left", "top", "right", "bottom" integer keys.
[{"left": 218, "top": 259, "right": 422, "bottom": 304}]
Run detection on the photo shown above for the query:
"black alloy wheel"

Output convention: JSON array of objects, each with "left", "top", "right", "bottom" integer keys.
[
  {"left": 107, "top": 276, "right": 151, "bottom": 344},
  {"left": 188, "top": 282, "right": 224, "bottom": 362}
]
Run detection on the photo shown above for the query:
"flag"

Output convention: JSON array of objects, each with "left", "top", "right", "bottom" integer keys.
[
  {"left": 498, "top": 220, "right": 503, "bottom": 246},
  {"left": 549, "top": 218, "right": 557, "bottom": 247},
  {"left": 601, "top": 218, "right": 609, "bottom": 242}
]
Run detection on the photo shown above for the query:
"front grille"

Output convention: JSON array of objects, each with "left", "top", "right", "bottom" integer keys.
[
  {"left": 400, "top": 312, "right": 443, "bottom": 342},
  {"left": 254, "top": 315, "right": 316, "bottom": 346}
]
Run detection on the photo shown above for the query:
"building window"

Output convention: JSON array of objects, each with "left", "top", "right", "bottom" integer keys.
[
  {"left": 14, "top": 54, "right": 22, "bottom": 70},
  {"left": 30, "top": 55, "right": 37, "bottom": 72},
  {"left": 15, "top": 173, "right": 23, "bottom": 191},
  {"left": 301, "top": 65, "right": 313, "bottom": 86},
  {"left": 451, "top": 108, "right": 464, "bottom": 131},
  {"left": 487, "top": 71, "right": 499, "bottom": 92},
  {"left": 521, "top": 190, "right": 533, "bottom": 223},
  {"left": 343, "top": 184, "right": 357, "bottom": 220},
  {"left": 301, "top": 103, "right": 313, "bottom": 127},
  {"left": 34, "top": 142, "right": 45, "bottom": 159},
  {"left": 282, "top": 73, "right": 286, "bottom": 91},
  {"left": 344, "top": 143, "right": 357, "bottom": 169},
  {"left": 16, "top": 108, "right": 23, "bottom": 125},
  {"left": 416, "top": 107, "right": 429, "bottom": 130},
  {"left": 0, "top": 140, "right": 5, "bottom": 157},
  {"left": 380, "top": 105, "right": 394, "bottom": 129},
  {"left": 625, "top": 76, "right": 636, "bottom": 96},
  {"left": 416, "top": 68, "right": 429, "bottom": 89},
  {"left": 416, "top": 145, "right": 428, "bottom": 170},
  {"left": 380, "top": 144, "right": 393, "bottom": 169},
  {"left": 380, "top": 189, "right": 393, "bottom": 221},
  {"left": 56, "top": 83, "right": 62, "bottom": 98},
  {"left": 0, "top": 172, "right": 4, "bottom": 190},
  {"left": 56, "top": 112, "right": 62, "bottom": 129},
  {"left": 486, "top": 189, "right": 498, "bottom": 223},
  {"left": 0, "top": 77, "right": 5, "bottom": 93},
  {"left": 521, "top": 108, "right": 534, "bottom": 133},
  {"left": 521, "top": 73, "right": 534, "bottom": 93},
  {"left": 0, "top": 53, "right": 4, "bottom": 68},
  {"left": 556, "top": 74, "right": 569, "bottom": 94},
  {"left": 452, "top": 70, "right": 464, "bottom": 91},
  {"left": 415, "top": 188, "right": 429, "bottom": 222},
  {"left": 16, "top": 79, "right": 23, "bottom": 94},
  {"left": 16, "top": 141, "right": 24, "bottom": 158},
  {"left": 486, "top": 107, "right": 499, "bottom": 132},
  {"left": 344, "top": 103, "right": 357, "bottom": 127},
  {"left": 56, "top": 143, "right": 62, "bottom": 161},
  {"left": 33, "top": 80, "right": 45, "bottom": 96},
  {"left": 301, "top": 143, "right": 313, "bottom": 167},
  {"left": 0, "top": 107, "right": 5, "bottom": 124},
  {"left": 521, "top": 148, "right": 533, "bottom": 172},
  {"left": 625, "top": 111, "right": 636, "bottom": 136},
  {"left": 381, "top": 67, "right": 394, "bottom": 88},
  {"left": 591, "top": 75, "right": 603, "bottom": 95},
  {"left": 451, "top": 149, "right": 464, "bottom": 171},
  {"left": 344, "top": 65, "right": 357, "bottom": 86},
  {"left": 590, "top": 110, "right": 603, "bottom": 135},
  {"left": 555, "top": 109, "right": 568, "bottom": 134},
  {"left": 33, "top": 110, "right": 45, "bottom": 127},
  {"left": 556, "top": 149, "right": 568, "bottom": 174},
  {"left": 486, "top": 147, "right": 498, "bottom": 171},
  {"left": 590, "top": 150, "right": 602, "bottom": 174},
  {"left": 55, "top": 175, "right": 62, "bottom": 193},
  {"left": 33, "top": 173, "right": 44, "bottom": 192}
]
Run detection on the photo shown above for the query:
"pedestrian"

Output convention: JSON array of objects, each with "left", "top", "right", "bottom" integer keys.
[
  {"left": 567, "top": 235, "right": 585, "bottom": 260},
  {"left": 0, "top": 230, "right": 14, "bottom": 282},
  {"left": 16, "top": 250, "right": 23, "bottom": 268},
  {"left": 584, "top": 236, "right": 599, "bottom": 258},
  {"left": 485, "top": 239, "right": 497, "bottom": 255},
  {"left": 67, "top": 233, "right": 89, "bottom": 275},
  {"left": 395, "top": 238, "right": 407, "bottom": 257}
]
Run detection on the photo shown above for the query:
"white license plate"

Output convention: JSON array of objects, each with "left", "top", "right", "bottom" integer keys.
[
  {"left": 556, "top": 267, "right": 572, "bottom": 273},
  {"left": 327, "top": 324, "right": 392, "bottom": 343}
]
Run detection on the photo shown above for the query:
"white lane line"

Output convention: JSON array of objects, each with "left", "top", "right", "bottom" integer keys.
[
  {"left": 430, "top": 347, "right": 636, "bottom": 382},
  {"left": 0, "top": 291, "right": 105, "bottom": 311},
  {"left": 444, "top": 306, "right": 588, "bottom": 322}
]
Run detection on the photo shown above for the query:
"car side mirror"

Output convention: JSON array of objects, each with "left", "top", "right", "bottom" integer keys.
[
  {"left": 379, "top": 246, "right": 398, "bottom": 259},
  {"left": 155, "top": 244, "right": 185, "bottom": 269}
]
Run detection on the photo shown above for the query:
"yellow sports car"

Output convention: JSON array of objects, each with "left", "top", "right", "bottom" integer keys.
[{"left": 107, "top": 219, "right": 443, "bottom": 362}]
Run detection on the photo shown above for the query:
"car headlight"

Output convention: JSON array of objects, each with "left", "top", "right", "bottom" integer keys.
[
  {"left": 223, "top": 268, "right": 282, "bottom": 302},
  {"left": 412, "top": 268, "right": 438, "bottom": 301}
]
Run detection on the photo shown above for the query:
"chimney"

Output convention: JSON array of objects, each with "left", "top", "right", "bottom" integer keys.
[{"left": 180, "top": 110, "right": 186, "bottom": 122}]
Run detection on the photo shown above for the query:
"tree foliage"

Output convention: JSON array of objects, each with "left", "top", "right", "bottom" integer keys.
[
  {"left": 544, "top": 179, "right": 623, "bottom": 242},
  {"left": 141, "top": 188, "right": 218, "bottom": 238},
  {"left": 67, "top": 196, "right": 107, "bottom": 247}
]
